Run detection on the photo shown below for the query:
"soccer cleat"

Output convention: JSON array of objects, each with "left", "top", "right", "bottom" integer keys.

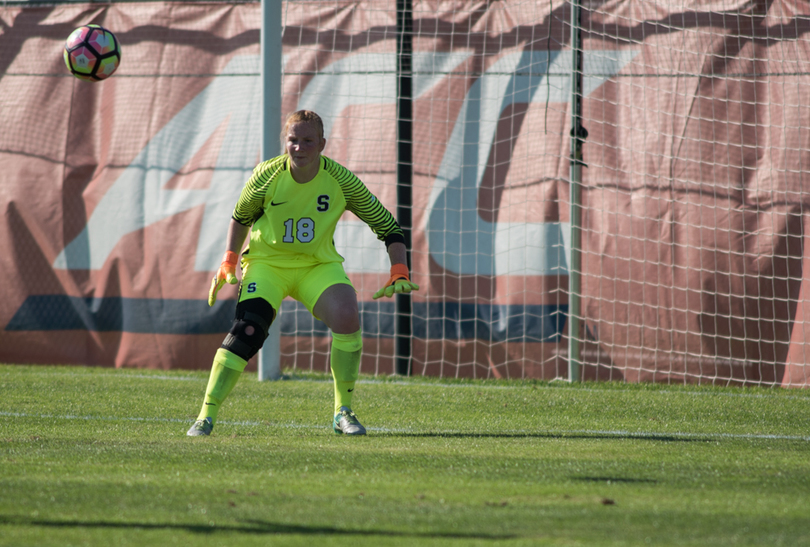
[
  {"left": 186, "top": 417, "right": 213, "bottom": 436},
  {"left": 333, "top": 406, "right": 366, "bottom": 436}
]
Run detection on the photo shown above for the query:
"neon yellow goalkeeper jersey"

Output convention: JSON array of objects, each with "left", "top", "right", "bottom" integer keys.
[{"left": 232, "top": 155, "right": 404, "bottom": 267}]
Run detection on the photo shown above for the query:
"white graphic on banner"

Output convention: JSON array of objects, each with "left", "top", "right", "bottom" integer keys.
[
  {"left": 54, "top": 50, "right": 636, "bottom": 276},
  {"left": 54, "top": 56, "right": 265, "bottom": 272},
  {"left": 427, "top": 49, "right": 638, "bottom": 276}
]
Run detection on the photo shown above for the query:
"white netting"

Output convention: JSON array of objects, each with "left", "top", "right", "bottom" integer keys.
[{"left": 278, "top": 0, "right": 810, "bottom": 386}]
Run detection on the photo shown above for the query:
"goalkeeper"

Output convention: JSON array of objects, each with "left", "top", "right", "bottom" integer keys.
[{"left": 187, "top": 110, "right": 418, "bottom": 437}]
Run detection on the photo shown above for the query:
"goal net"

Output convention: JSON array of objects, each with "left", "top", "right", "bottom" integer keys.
[{"left": 277, "top": 0, "right": 810, "bottom": 386}]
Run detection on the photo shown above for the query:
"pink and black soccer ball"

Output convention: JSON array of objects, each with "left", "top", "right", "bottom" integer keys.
[{"left": 63, "top": 24, "right": 121, "bottom": 82}]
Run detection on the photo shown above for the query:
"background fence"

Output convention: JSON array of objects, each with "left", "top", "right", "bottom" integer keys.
[{"left": 2, "top": 0, "right": 810, "bottom": 386}]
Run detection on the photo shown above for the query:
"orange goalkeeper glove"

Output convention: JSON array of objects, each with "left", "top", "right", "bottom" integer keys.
[
  {"left": 373, "top": 264, "right": 419, "bottom": 300},
  {"left": 208, "top": 251, "right": 239, "bottom": 307}
]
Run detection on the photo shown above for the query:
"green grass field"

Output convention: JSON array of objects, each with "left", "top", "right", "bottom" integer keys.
[{"left": 1, "top": 364, "right": 809, "bottom": 546}]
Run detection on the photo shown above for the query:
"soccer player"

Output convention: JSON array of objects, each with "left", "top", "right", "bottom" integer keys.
[{"left": 186, "top": 110, "right": 418, "bottom": 437}]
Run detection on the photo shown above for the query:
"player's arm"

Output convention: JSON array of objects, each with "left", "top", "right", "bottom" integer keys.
[
  {"left": 374, "top": 240, "right": 419, "bottom": 300},
  {"left": 329, "top": 158, "right": 403, "bottom": 243},
  {"left": 345, "top": 183, "right": 418, "bottom": 299},
  {"left": 325, "top": 158, "right": 418, "bottom": 299},
  {"left": 208, "top": 158, "right": 283, "bottom": 307},
  {"left": 208, "top": 219, "right": 251, "bottom": 307}
]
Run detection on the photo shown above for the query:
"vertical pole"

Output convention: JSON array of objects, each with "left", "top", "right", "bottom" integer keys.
[
  {"left": 568, "top": 0, "right": 587, "bottom": 383},
  {"left": 258, "top": 0, "right": 283, "bottom": 381},
  {"left": 395, "top": 0, "right": 414, "bottom": 376}
]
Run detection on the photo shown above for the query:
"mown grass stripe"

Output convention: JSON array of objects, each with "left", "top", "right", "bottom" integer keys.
[
  {"left": 3, "top": 410, "right": 808, "bottom": 441},
  {"left": 10, "top": 367, "right": 810, "bottom": 402}
]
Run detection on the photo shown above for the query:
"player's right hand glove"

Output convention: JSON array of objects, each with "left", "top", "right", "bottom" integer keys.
[
  {"left": 208, "top": 251, "right": 239, "bottom": 307},
  {"left": 373, "top": 264, "right": 419, "bottom": 299}
]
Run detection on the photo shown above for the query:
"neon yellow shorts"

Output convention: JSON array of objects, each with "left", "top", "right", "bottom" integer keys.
[{"left": 238, "top": 260, "right": 354, "bottom": 318}]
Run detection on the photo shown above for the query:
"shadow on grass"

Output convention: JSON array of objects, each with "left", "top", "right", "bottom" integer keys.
[
  {"left": 0, "top": 515, "right": 516, "bottom": 540},
  {"left": 379, "top": 431, "right": 705, "bottom": 443}
]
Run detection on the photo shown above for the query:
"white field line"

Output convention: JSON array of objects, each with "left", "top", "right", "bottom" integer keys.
[{"left": 2, "top": 410, "right": 809, "bottom": 442}]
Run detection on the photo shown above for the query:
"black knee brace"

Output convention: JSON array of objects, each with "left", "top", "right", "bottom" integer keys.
[{"left": 221, "top": 298, "right": 276, "bottom": 361}]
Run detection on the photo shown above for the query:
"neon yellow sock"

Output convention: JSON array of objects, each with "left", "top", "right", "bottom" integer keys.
[
  {"left": 197, "top": 348, "right": 248, "bottom": 424},
  {"left": 330, "top": 330, "right": 362, "bottom": 413}
]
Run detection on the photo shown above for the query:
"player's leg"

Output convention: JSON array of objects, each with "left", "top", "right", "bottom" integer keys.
[
  {"left": 188, "top": 297, "right": 276, "bottom": 436},
  {"left": 316, "top": 283, "right": 362, "bottom": 411},
  {"left": 188, "top": 262, "right": 286, "bottom": 437},
  {"left": 329, "top": 328, "right": 365, "bottom": 435},
  {"left": 305, "top": 266, "right": 365, "bottom": 435},
  {"left": 187, "top": 347, "right": 249, "bottom": 436}
]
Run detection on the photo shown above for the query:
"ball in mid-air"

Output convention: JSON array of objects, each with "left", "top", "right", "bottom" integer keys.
[{"left": 63, "top": 24, "right": 121, "bottom": 82}]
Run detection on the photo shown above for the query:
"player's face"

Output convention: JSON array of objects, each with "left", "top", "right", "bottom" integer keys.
[{"left": 285, "top": 122, "right": 325, "bottom": 173}]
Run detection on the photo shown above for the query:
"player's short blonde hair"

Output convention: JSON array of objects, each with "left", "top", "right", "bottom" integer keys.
[{"left": 281, "top": 110, "right": 325, "bottom": 148}]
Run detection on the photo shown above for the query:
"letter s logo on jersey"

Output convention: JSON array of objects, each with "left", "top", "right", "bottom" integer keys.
[{"left": 317, "top": 195, "right": 330, "bottom": 212}]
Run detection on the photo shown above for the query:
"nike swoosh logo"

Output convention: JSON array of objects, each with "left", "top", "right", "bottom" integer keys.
[
  {"left": 270, "top": 200, "right": 288, "bottom": 206},
  {"left": 347, "top": 389, "right": 354, "bottom": 392},
  {"left": 204, "top": 402, "right": 216, "bottom": 406}
]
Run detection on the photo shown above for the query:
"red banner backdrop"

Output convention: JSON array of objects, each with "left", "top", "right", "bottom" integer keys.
[{"left": 2, "top": 1, "right": 810, "bottom": 386}]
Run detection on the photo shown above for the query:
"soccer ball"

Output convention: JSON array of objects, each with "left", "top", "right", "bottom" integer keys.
[{"left": 63, "top": 24, "right": 121, "bottom": 82}]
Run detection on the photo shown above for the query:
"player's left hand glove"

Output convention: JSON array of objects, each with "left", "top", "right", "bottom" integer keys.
[
  {"left": 373, "top": 264, "right": 419, "bottom": 299},
  {"left": 208, "top": 251, "right": 239, "bottom": 307}
]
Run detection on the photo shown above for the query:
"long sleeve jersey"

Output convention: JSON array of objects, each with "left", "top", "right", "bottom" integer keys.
[{"left": 232, "top": 154, "right": 405, "bottom": 267}]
